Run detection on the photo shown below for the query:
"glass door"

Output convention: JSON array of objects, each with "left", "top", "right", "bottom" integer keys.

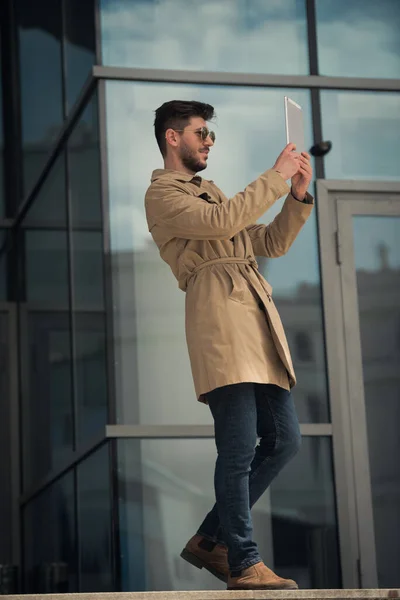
[
  {"left": 336, "top": 196, "right": 400, "bottom": 589},
  {"left": 317, "top": 182, "right": 400, "bottom": 588}
]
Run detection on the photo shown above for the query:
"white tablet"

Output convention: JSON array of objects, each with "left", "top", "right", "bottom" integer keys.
[{"left": 284, "top": 96, "right": 306, "bottom": 153}]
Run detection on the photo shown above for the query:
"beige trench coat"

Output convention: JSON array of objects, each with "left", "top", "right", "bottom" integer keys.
[{"left": 145, "top": 168, "right": 314, "bottom": 403}]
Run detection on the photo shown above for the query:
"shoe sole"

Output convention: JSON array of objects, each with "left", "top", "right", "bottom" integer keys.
[
  {"left": 180, "top": 548, "right": 228, "bottom": 583},
  {"left": 227, "top": 584, "right": 299, "bottom": 590}
]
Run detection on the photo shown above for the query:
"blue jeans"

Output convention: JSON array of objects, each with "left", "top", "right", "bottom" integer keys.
[{"left": 197, "top": 382, "right": 301, "bottom": 573}]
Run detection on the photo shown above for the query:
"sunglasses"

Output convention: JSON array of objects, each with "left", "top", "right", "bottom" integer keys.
[{"left": 175, "top": 126, "right": 216, "bottom": 143}]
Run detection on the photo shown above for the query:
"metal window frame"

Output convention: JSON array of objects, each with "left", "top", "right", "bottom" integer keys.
[
  {"left": 20, "top": 422, "right": 332, "bottom": 504},
  {"left": 92, "top": 65, "right": 400, "bottom": 91},
  {"left": 97, "top": 77, "right": 123, "bottom": 591},
  {"left": 105, "top": 423, "right": 332, "bottom": 439}
]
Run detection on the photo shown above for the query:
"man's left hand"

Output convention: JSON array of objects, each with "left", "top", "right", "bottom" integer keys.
[{"left": 291, "top": 152, "right": 312, "bottom": 200}]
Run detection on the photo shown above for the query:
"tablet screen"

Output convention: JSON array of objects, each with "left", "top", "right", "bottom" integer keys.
[{"left": 284, "top": 97, "right": 306, "bottom": 153}]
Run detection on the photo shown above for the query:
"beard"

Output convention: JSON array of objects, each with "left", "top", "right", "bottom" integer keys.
[{"left": 179, "top": 140, "right": 207, "bottom": 173}]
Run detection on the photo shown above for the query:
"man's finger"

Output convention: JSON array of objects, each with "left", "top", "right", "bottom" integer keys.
[
  {"left": 301, "top": 151, "right": 311, "bottom": 160},
  {"left": 286, "top": 143, "right": 297, "bottom": 152},
  {"left": 300, "top": 158, "right": 312, "bottom": 169},
  {"left": 300, "top": 166, "right": 312, "bottom": 175}
]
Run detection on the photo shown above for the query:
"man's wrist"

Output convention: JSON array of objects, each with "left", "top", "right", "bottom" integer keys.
[
  {"left": 274, "top": 169, "right": 287, "bottom": 181},
  {"left": 291, "top": 187, "right": 306, "bottom": 202}
]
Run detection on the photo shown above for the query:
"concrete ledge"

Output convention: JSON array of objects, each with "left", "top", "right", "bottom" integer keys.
[{"left": 2, "top": 590, "right": 399, "bottom": 600}]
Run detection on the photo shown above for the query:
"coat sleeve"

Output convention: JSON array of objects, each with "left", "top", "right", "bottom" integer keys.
[
  {"left": 246, "top": 192, "right": 314, "bottom": 258},
  {"left": 145, "top": 169, "right": 289, "bottom": 240}
]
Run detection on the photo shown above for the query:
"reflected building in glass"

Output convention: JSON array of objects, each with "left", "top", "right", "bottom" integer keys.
[{"left": 0, "top": 0, "right": 399, "bottom": 593}]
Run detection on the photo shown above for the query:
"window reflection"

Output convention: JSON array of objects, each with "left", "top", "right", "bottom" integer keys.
[
  {"left": 23, "top": 473, "right": 77, "bottom": 593},
  {"left": 105, "top": 81, "right": 329, "bottom": 424},
  {"left": 294, "top": 332, "right": 314, "bottom": 362},
  {"left": 20, "top": 153, "right": 73, "bottom": 491},
  {"left": 0, "top": 312, "right": 12, "bottom": 565},
  {"left": 22, "top": 312, "right": 73, "bottom": 490},
  {"left": 353, "top": 215, "right": 400, "bottom": 587},
  {"left": 65, "top": 0, "right": 96, "bottom": 113},
  {"left": 0, "top": 63, "right": 4, "bottom": 218},
  {"left": 316, "top": 0, "right": 400, "bottom": 79},
  {"left": 69, "top": 99, "right": 101, "bottom": 227},
  {"left": 271, "top": 436, "right": 340, "bottom": 587},
  {"left": 101, "top": 0, "right": 308, "bottom": 75},
  {"left": 68, "top": 93, "right": 107, "bottom": 443},
  {"left": 25, "top": 231, "right": 69, "bottom": 307},
  {"left": 17, "top": 0, "right": 64, "bottom": 196},
  {"left": 321, "top": 91, "right": 400, "bottom": 181},
  {"left": 24, "top": 151, "right": 66, "bottom": 226},
  {"left": 77, "top": 445, "right": 113, "bottom": 591},
  {"left": 0, "top": 231, "right": 8, "bottom": 301},
  {"left": 117, "top": 437, "right": 341, "bottom": 591}
]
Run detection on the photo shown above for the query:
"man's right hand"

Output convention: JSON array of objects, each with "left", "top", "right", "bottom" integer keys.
[{"left": 272, "top": 143, "right": 301, "bottom": 181}]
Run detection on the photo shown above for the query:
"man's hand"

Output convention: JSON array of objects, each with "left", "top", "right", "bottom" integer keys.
[
  {"left": 272, "top": 143, "right": 301, "bottom": 181},
  {"left": 291, "top": 151, "right": 312, "bottom": 200}
]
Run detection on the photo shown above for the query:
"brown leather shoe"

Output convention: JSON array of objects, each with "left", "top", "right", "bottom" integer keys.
[
  {"left": 180, "top": 534, "right": 229, "bottom": 583},
  {"left": 227, "top": 561, "right": 298, "bottom": 590}
]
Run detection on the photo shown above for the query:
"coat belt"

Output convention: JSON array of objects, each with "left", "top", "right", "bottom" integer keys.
[
  {"left": 189, "top": 256, "right": 272, "bottom": 303},
  {"left": 192, "top": 257, "right": 258, "bottom": 275}
]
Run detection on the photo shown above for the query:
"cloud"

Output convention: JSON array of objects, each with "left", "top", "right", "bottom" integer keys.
[{"left": 100, "top": 0, "right": 309, "bottom": 75}]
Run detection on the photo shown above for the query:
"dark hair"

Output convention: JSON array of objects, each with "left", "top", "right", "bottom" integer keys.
[{"left": 154, "top": 100, "right": 215, "bottom": 156}]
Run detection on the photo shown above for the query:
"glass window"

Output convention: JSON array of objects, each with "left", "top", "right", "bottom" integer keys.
[
  {"left": 25, "top": 231, "right": 69, "bottom": 307},
  {"left": 69, "top": 93, "right": 107, "bottom": 442},
  {"left": 352, "top": 215, "right": 400, "bottom": 588},
  {"left": 23, "top": 472, "right": 77, "bottom": 593},
  {"left": 100, "top": 0, "right": 309, "bottom": 75},
  {"left": 316, "top": 0, "right": 400, "bottom": 79},
  {"left": 105, "top": 81, "right": 329, "bottom": 424},
  {"left": 294, "top": 332, "right": 314, "bottom": 362},
  {"left": 21, "top": 157, "right": 73, "bottom": 491},
  {"left": 117, "top": 437, "right": 340, "bottom": 591},
  {"left": 321, "top": 91, "right": 400, "bottom": 181},
  {"left": 0, "top": 231, "right": 8, "bottom": 301},
  {"left": 69, "top": 98, "right": 102, "bottom": 228},
  {"left": 22, "top": 312, "right": 73, "bottom": 490},
  {"left": 17, "top": 0, "right": 64, "bottom": 196},
  {"left": 65, "top": 0, "right": 96, "bottom": 113},
  {"left": 0, "top": 312, "right": 12, "bottom": 564},
  {"left": 24, "top": 152, "right": 66, "bottom": 226},
  {"left": 77, "top": 445, "right": 113, "bottom": 591},
  {"left": 270, "top": 437, "right": 340, "bottom": 587},
  {"left": 0, "top": 48, "right": 4, "bottom": 218},
  {"left": 73, "top": 313, "right": 108, "bottom": 441}
]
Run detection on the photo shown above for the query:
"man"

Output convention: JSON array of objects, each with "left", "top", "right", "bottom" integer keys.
[{"left": 145, "top": 100, "right": 313, "bottom": 591}]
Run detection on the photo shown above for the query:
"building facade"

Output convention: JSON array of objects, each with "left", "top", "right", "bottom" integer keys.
[{"left": 0, "top": 0, "right": 399, "bottom": 593}]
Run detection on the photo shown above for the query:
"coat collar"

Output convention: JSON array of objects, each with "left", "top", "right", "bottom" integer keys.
[{"left": 151, "top": 169, "right": 213, "bottom": 185}]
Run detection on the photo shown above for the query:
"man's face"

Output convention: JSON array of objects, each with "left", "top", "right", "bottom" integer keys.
[{"left": 177, "top": 117, "right": 215, "bottom": 173}]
